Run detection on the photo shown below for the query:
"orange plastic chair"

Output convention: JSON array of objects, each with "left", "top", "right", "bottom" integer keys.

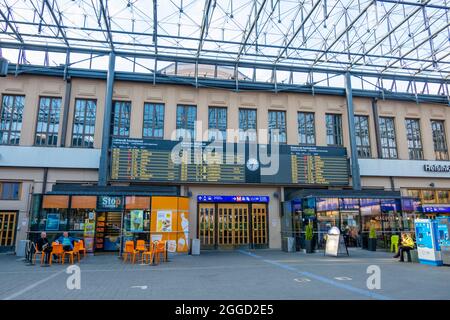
[
  {"left": 123, "top": 241, "right": 138, "bottom": 264},
  {"left": 141, "top": 242, "right": 155, "bottom": 264},
  {"left": 62, "top": 242, "right": 80, "bottom": 264},
  {"left": 78, "top": 240, "right": 87, "bottom": 258},
  {"left": 32, "top": 243, "right": 45, "bottom": 265},
  {"left": 49, "top": 243, "right": 63, "bottom": 265},
  {"left": 154, "top": 241, "right": 167, "bottom": 264},
  {"left": 135, "top": 240, "right": 146, "bottom": 259}
]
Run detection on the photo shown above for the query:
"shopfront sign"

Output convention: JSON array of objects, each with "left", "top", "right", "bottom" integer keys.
[
  {"left": 97, "top": 196, "right": 123, "bottom": 211},
  {"left": 197, "top": 195, "right": 270, "bottom": 203},
  {"left": 421, "top": 205, "right": 450, "bottom": 214},
  {"left": 424, "top": 164, "right": 450, "bottom": 173}
]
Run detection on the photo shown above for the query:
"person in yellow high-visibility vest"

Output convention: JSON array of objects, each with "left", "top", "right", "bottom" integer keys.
[{"left": 393, "top": 233, "right": 415, "bottom": 262}]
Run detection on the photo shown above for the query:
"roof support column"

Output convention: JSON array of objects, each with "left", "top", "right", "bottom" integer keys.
[
  {"left": 98, "top": 52, "right": 116, "bottom": 186},
  {"left": 345, "top": 72, "right": 361, "bottom": 190}
]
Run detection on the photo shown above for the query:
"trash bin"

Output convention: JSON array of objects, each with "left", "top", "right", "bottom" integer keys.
[
  {"left": 16, "top": 240, "right": 29, "bottom": 257},
  {"left": 282, "top": 237, "right": 296, "bottom": 252},
  {"left": 191, "top": 239, "right": 200, "bottom": 255}
]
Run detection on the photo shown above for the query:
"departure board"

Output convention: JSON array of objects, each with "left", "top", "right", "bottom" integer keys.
[{"left": 110, "top": 138, "right": 349, "bottom": 186}]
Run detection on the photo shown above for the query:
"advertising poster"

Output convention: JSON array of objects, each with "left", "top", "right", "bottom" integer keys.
[
  {"left": 167, "top": 240, "right": 177, "bottom": 253},
  {"left": 157, "top": 210, "right": 172, "bottom": 232},
  {"left": 46, "top": 213, "right": 60, "bottom": 231},
  {"left": 83, "top": 214, "right": 96, "bottom": 253},
  {"left": 130, "top": 210, "right": 144, "bottom": 232}
]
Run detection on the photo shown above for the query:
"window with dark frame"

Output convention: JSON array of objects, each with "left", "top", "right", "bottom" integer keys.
[
  {"left": 35, "top": 96, "right": 62, "bottom": 146},
  {"left": 143, "top": 103, "right": 164, "bottom": 139},
  {"left": 297, "top": 112, "right": 315, "bottom": 145},
  {"left": 238, "top": 108, "right": 257, "bottom": 142},
  {"left": 268, "top": 110, "right": 287, "bottom": 144},
  {"left": 111, "top": 101, "right": 131, "bottom": 137},
  {"left": 208, "top": 106, "right": 227, "bottom": 141},
  {"left": 379, "top": 117, "right": 398, "bottom": 159},
  {"left": 176, "top": 105, "right": 197, "bottom": 140},
  {"left": 72, "top": 99, "right": 96, "bottom": 148},
  {"left": 0, "top": 95, "right": 24, "bottom": 145},
  {"left": 431, "top": 120, "right": 449, "bottom": 161},
  {"left": 326, "top": 113, "right": 343, "bottom": 146},
  {"left": 0, "top": 182, "right": 20, "bottom": 200},
  {"left": 354, "top": 115, "right": 371, "bottom": 158},
  {"left": 405, "top": 118, "right": 423, "bottom": 160}
]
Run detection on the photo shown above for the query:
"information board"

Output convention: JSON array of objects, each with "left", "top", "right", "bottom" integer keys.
[{"left": 110, "top": 138, "right": 349, "bottom": 186}]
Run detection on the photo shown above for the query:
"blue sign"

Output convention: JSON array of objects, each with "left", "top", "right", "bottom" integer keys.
[
  {"left": 46, "top": 213, "right": 60, "bottom": 231},
  {"left": 197, "top": 195, "right": 269, "bottom": 203},
  {"left": 422, "top": 206, "right": 450, "bottom": 213}
]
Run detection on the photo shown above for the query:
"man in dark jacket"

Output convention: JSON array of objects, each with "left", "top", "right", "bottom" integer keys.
[{"left": 37, "top": 232, "right": 52, "bottom": 266}]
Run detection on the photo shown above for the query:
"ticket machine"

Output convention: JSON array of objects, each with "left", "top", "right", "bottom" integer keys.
[
  {"left": 414, "top": 219, "right": 443, "bottom": 266},
  {"left": 437, "top": 217, "right": 450, "bottom": 265}
]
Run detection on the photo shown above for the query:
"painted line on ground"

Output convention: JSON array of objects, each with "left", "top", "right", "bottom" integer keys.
[
  {"left": 2, "top": 268, "right": 67, "bottom": 300},
  {"left": 238, "top": 250, "right": 391, "bottom": 300}
]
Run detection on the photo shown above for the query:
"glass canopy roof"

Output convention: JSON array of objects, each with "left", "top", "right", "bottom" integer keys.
[{"left": 0, "top": 0, "right": 449, "bottom": 96}]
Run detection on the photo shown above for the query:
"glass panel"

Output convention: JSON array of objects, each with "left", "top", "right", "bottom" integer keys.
[
  {"left": 298, "top": 112, "right": 315, "bottom": 145},
  {"left": 72, "top": 99, "right": 96, "bottom": 148},
  {"left": 405, "top": 119, "right": 423, "bottom": 160},
  {"left": 268, "top": 110, "right": 286, "bottom": 144},
  {"left": 143, "top": 103, "right": 164, "bottom": 139},
  {"left": 239, "top": 108, "right": 257, "bottom": 142},
  {"left": 431, "top": 120, "right": 449, "bottom": 160},
  {"left": 35, "top": 97, "right": 61, "bottom": 146},
  {"left": 0, "top": 95, "right": 24, "bottom": 145},
  {"left": 379, "top": 117, "right": 397, "bottom": 159},
  {"left": 176, "top": 105, "right": 197, "bottom": 140},
  {"left": 354, "top": 115, "right": 371, "bottom": 158},
  {"left": 326, "top": 114, "right": 343, "bottom": 146}
]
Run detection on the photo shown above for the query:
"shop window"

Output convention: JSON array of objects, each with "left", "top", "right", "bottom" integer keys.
[
  {"left": 112, "top": 101, "right": 131, "bottom": 137},
  {"left": 431, "top": 120, "right": 449, "bottom": 161},
  {"left": 407, "top": 189, "right": 420, "bottom": 198},
  {"left": 354, "top": 115, "right": 371, "bottom": 158},
  {"left": 123, "top": 196, "right": 151, "bottom": 242},
  {"left": 360, "top": 198, "right": 381, "bottom": 232},
  {"left": 35, "top": 96, "right": 62, "bottom": 146},
  {"left": 405, "top": 118, "right": 423, "bottom": 160},
  {"left": 437, "top": 190, "right": 450, "bottom": 204},
  {"left": 72, "top": 99, "right": 96, "bottom": 148},
  {"left": 238, "top": 108, "right": 257, "bottom": 142},
  {"left": 298, "top": 112, "right": 315, "bottom": 145},
  {"left": 41, "top": 195, "right": 69, "bottom": 232},
  {"left": 326, "top": 114, "right": 343, "bottom": 146},
  {"left": 268, "top": 110, "right": 287, "bottom": 144},
  {"left": 0, "top": 95, "right": 24, "bottom": 145},
  {"left": 0, "top": 182, "right": 21, "bottom": 200},
  {"left": 176, "top": 105, "right": 196, "bottom": 140},
  {"left": 208, "top": 106, "right": 227, "bottom": 141},
  {"left": 143, "top": 103, "right": 164, "bottom": 139},
  {"left": 379, "top": 117, "right": 397, "bottom": 159},
  {"left": 422, "top": 190, "right": 436, "bottom": 204}
]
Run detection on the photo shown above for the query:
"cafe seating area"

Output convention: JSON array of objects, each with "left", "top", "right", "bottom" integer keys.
[
  {"left": 32, "top": 240, "right": 88, "bottom": 265},
  {"left": 123, "top": 240, "right": 168, "bottom": 265}
]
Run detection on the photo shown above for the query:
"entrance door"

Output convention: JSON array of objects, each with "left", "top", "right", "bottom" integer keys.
[
  {"left": 95, "top": 212, "right": 122, "bottom": 252},
  {"left": 251, "top": 204, "right": 268, "bottom": 248},
  {"left": 199, "top": 204, "right": 215, "bottom": 249},
  {"left": 217, "top": 204, "right": 249, "bottom": 248},
  {"left": 0, "top": 212, "right": 17, "bottom": 250}
]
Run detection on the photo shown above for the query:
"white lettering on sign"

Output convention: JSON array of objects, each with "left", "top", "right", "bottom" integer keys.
[{"left": 424, "top": 164, "right": 450, "bottom": 173}]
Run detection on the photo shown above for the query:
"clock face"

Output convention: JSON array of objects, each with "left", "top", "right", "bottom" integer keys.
[{"left": 246, "top": 158, "right": 259, "bottom": 171}]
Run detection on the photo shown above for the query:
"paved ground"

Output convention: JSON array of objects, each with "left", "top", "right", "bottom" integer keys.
[{"left": 0, "top": 248, "right": 449, "bottom": 300}]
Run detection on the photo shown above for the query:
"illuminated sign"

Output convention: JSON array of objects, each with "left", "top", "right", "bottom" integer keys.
[{"left": 197, "top": 195, "right": 270, "bottom": 203}]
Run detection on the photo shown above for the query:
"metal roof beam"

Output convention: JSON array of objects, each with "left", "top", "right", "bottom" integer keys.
[
  {"left": 0, "top": 6, "right": 23, "bottom": 43},
  {"left": 313, "top": 0, "right": 375, "bottom": 66},
  {"left": 43, "top": 0, "right": 69, "bottom": 47},
  {"left": 197, "top": 0, "right": 215, "bottom": 57},
  {"left": 99, "top": 0, "right": 114, "bottom": 50},
  {"left": 275, "top": 0, "right": 322, "bottom": 63},
  {"left": 350, "top": 0, "right": 431, "bottom": 68},
  {"left": 236, "top": 0, "right": 268, "bottom": 62},
  {"left": 382, "top": 22, "right": 450, "bottom": 72}
]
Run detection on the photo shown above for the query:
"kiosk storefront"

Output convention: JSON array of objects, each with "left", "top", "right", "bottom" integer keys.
[{"left": 28, "top": 191, "right": 189, "bottom": 254}]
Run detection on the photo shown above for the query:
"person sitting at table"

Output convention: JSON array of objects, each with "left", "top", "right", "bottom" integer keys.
[
  {"left": 393, "top": 233, "right": 415, "bottom": 262},
  {"left": 37, "top": 232, "right": 52, "bottom": 266},
  {"left": 55, "top": 232, "right": 79, "bottom": 252}
]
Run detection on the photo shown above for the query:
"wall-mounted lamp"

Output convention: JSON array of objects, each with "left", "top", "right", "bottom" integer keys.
[{"left": 429, "top": 182, "right": 435, "bottom": 188}]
